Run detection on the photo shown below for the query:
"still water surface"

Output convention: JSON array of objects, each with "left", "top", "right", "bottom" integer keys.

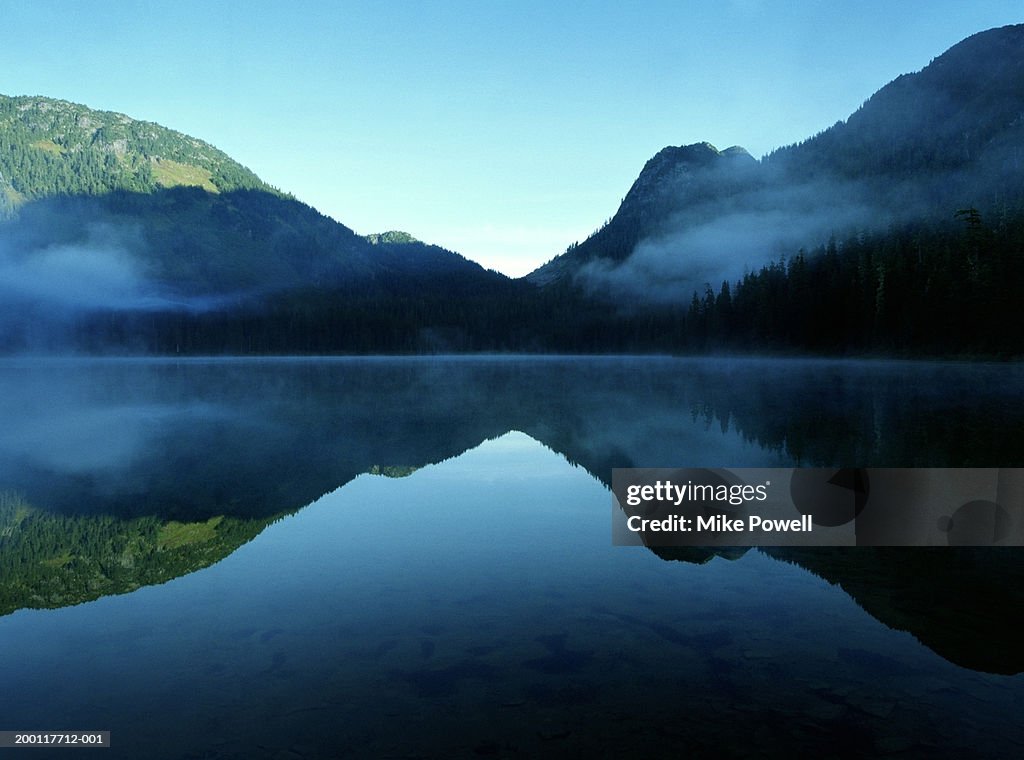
[{"left": 0, "top": 356, "right": 1021, "bottom": 758}]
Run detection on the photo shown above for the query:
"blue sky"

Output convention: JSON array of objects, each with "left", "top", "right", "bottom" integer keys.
[{"left": 2, "top": 1, "right": 1021, "bottom": 275}]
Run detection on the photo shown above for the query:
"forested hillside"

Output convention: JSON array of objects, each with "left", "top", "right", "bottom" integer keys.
[
  {"left": 529, "top": 25, "right": 1024, "bottom": 305},
  {"left": 2, "top": 26, "right": 1024, "bottom": 357},
  {"left": 680, "top": 206, "right": 1024, "bottom": 356},
  {"left": 0, "top": 95, "right": 516, "bottom": 350},
  {"left": 0, "top": 94, "right": 270, "bottom": 212}
]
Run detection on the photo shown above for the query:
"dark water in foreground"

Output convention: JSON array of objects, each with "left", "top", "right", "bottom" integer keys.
[{"left": 0, "top": 356, "right": 1021, "bottom": 758}]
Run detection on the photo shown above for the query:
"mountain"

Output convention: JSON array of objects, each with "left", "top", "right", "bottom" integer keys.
[
  {"left": 767, "top": 24, "right": 1024, "bottom": 188},
  {"left": 0, "top": 94, "right": 272, "bottom": 210},
  {"left": 366, "top": 230, "right": 420, "bottom": 245},
  {"left": 528, "top": 24, "right": 1024, "bottom": 298},
  {"left": 527, "top": 142, "right": 757, "bottom": 286},
  {"left": 365, "top": 229, "right": 508, "bottom": 285},
  {"left": 4, "top": 26, "right": 1024, "bottom": 357},
  {"left": 0, "top": 95, "right": 521, "bottom": 352}
]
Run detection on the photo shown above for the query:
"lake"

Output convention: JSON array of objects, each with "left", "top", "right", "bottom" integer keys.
[{"left": 0, "top": 356, "right": 1022, "bottom": 758}]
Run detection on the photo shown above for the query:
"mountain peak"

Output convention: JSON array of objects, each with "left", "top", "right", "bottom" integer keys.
[
  {"left": 526, "top": 141, "right": 757, "bottom": 285},
  {"left": 721, "top": 145, "right": 755, "bottom": 162},
  {"left": 645, "top": 141, "right": 721, "bottom": 170},
  {"left": 765, "top": 23, "right": 1024, "bottom": 181},
  {"left": 630, "top": 142, "right": 755, "bottom": 195},
  {"left": 529, "top": 24, "right": 1024, "bottom": 290},
  {"left": 366, "top": 230, "right": 420, "bottom": 245},
  {"left": 621, "top": 141, "right": 757, "bottom": 228}
]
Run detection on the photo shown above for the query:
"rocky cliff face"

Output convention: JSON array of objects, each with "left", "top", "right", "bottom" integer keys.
[{"left": 527, "top": 142, "right": 756, "bottom": 286}]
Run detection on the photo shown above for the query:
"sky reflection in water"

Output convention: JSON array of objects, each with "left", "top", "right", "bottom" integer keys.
[{"left": 0, "top": 357, "right": 1021, "bottom": 758}]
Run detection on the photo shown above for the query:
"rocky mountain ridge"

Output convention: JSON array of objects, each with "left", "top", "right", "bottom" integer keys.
[{"left": 528, "top": 24, "right": 1024, "bottom": 294}]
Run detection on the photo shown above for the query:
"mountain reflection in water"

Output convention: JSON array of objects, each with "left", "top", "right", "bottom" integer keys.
[{"left": 0, "top": 356, "right": 1021, "bottom": 758}]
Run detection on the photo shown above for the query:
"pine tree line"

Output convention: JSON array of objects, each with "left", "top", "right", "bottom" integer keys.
[{"left": 680, "top": 206, "right": 1024, "bottom": 356}]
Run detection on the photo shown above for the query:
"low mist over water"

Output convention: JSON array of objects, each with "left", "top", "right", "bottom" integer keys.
[{"left": 1, "top": 357, "right": 1022, "bottom": 758}]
